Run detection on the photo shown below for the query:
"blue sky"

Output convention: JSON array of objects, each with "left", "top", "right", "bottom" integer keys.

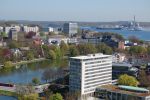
[{"left": 0, "top": 0, "right": 150, "bottom": 22}]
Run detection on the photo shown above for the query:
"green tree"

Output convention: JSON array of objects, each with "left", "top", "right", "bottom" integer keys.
[
  {"left": 49, "top": 93, "right": 63, "bottom": 100},
  {"left": 96, "top": 43, "right": 113, "bottom": 54},
  {"left": 47, "top": 50, "right": 56, "bottom": 60},
  {"left": 147, "top": 46, "right": 150, "bottom": 55},
  {"left": 77, "top": 43, "right": 97, "bottom": 55},
  {"left": 129, "top": 46, "right": 147, "bottom": 55},
  {"left": 39, "top": 32, "right": 45, "bottom": 37},
  {"left": 69, "top": 45, "right": 79, "bottom": 57},
  {"left": 60, "top": 41, "right": 68, "bottom": 56},
  {"left": 32, "top": 77, "right": 40, "bottom": 85},
  {"left": 8, "top": 40, "right": 20, "bottom": 49},
  {"left": 4, "top": 61, "right": 13, "bottom": 68},
  {"left": 118, "top": 74, "right": 138, "bottom": 87},
  {"left": 26, "top": 51, "right": 34, "bottom": 60},
  {"left": 18, "top": 93, "right": 38, "bottom": 100}
]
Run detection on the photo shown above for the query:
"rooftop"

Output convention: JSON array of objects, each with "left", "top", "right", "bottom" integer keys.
[
  {"left": 112, "top": 62, "right": 132, "bottom": 68},
  {"left": 98, "top": 85, "right": 150, "bottom": 97},
  {"left": 70, "top": 53, "right": 111, "bottom": 60}
]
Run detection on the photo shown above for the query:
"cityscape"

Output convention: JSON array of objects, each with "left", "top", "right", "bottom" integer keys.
[{"left": 0, "top": 0, "right": 150, "bottom": 100}]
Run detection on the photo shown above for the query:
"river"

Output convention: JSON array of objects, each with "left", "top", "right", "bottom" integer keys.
[{"left": 81, "top": 27, "right": 150, "bottom": 41}]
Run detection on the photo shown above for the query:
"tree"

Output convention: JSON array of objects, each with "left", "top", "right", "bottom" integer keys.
[
  {"left": 60, "top": 41, "right": 68, "bottom": 56},
  {"left": 69, "top": 45, "right": 79, "bottom": 57},
  {"left": 118, "top": 74, "right": 138, "bottom": 87},
  {"left": 39, "top": 32, "right": 45, "bottom": 37},
  {"left": 129, "top": 46, "right": 147, "bottom": 55},
  {"left": 32, "top": 77, "right": 40, "bottom": 85},
  {"left": 128, "top": 36, "right": 140, "bottom": 43},
  {"left": 138, "top": 70, "right": 150, "bottom": 87},
  {"left": 96, "top": 43, "right": 113, "bottom": 54},
  {"left": 8, "top": 40, "right": 20, "bottom": 49},
  {"left": 77, "top": 43, "right": 97, "bottom": 55},
  {"left": 49, "top": 93, "right": 63, "bottom": 100},
  {"left": 4, "top": 61, "right": 13, "bottom": 68},
  {"left": 26, "top": 51, "right": 34, "bottom": 60},
  {"left": 18, "top": 93, "right": 38, "bottom": 100},
  {"left": 47, "top": 50, "right": 56, "bottom": 60}
]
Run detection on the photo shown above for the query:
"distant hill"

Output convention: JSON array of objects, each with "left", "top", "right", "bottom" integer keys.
[{"left": 1, "top": 20, "right": 150, "bottom": 28}]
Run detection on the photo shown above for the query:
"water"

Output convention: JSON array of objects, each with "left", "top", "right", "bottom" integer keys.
[
  {"left": 0, "top": 59, "right": 68, "bottom": 84},
  {"left": 0, "top": 95, "right": 17, "bottom": 100},
  {"left": 81, "top": 27, "right": 150, "bottom": 41}
]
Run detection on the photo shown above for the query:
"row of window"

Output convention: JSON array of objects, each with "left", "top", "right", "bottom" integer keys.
[
  {"left": 85, "top": 69, "right": 112, "bottom": 75},
  {"left": 84, "top": 77, "right": 111, "bottom": 86},
  {"left": 85, "top": 72, "right": 112, "bottom": 78}
]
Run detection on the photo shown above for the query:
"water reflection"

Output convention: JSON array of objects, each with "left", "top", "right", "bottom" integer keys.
[{"left": 0, "top": 59, "right": 68, "bottom": 84}]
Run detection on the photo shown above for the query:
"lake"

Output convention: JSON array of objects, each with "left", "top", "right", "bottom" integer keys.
[
  {"left": 0, "top": 95, "right": 17, "bottom": 100},
  {"left": 0, "top": 59, "right": 68, "bottom": 84},
  {"left": 81, "top": 27, "right": 150, "bottom": 41}
]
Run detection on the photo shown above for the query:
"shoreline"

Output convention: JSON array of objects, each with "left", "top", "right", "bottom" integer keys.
[{"left": 12, "top": 58, "right": 46, "bottom": 66}]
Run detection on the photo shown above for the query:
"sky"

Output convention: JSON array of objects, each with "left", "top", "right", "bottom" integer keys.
[{"left": 0, "top": 0, "right": 150, "bottom": 22}]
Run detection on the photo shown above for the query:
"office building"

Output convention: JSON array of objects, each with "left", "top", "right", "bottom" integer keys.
[
  {"left": 69, "top": 53, "right": 112, "bottom": 96},
  {"left": 96, "top": 85, "right": 150, "bottom": 100},
  {"left": 63, "top": 23, "right": 78, "bottom": 37}
]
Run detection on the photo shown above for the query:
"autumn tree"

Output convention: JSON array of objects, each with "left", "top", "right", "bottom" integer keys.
[{"left": 118, "top": 74, "right": 138, "bottom": 87}]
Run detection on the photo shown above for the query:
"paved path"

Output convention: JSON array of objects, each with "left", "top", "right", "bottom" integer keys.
[{"left": 0, "top": 83, "right": 50, "bottom": 93}]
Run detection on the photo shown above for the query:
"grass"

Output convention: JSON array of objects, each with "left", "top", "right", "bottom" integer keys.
[{"left": 0, "top": 90, "right": 17, "bottom": 97}]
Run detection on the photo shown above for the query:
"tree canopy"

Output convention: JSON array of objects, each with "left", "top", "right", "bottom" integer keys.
[
  {"left": 118, "top": 74, "right": 139, "bottom": 87},
  {"left": 49, "top": 93, "right": 63, "bottom": 100}
]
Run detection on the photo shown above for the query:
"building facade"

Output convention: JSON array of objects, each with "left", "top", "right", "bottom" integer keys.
[
  {"left": 69, "top": 53, "right": 112, "bottom": 96},
  {"left": 23, "top": 26, "right": 39, "bottom": 33},
  {"left": 63, "top": 23, "right": 78, "bottom": 37},
  {"left": 112, "top": 63, "right": 138, "bottom": 80},
  {"left": 9, "top": 28, "right": 18, "bottom": 41}
]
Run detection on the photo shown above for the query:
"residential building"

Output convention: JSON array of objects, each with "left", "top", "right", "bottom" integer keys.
[
  {"left": 48, "top": 35, "right": 68, "bottom": 45},
  {"left": 63, "top": 23, "right": 78, "bottom": 37},
  {"left": 96, "top": 85, "right": 150, "bottom": 100},
  {"left": 23, "top": 26, "right": 39, "bottom": 33},
  {"left": 48, "top": 27, "right": 54, "bottom": 32},
  {"left": 69, "top": 53, "right": 112, "bottom": 96},
  {"left": 112, "top": 62, "right": 138, "bottom": 80},
  {"left": 112, "top": 53, "right": 126, "bottom": 63},
  {"left": 0, "top": 26, "right": 3, "bottom": 32},
  {"left": 4, "top": 26, "right": 20, "bottom": 37}
]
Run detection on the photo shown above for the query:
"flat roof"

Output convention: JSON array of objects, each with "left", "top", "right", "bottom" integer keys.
[
  {"left": 70, "top": 53, "right": 111, "bottom": 60},
  {"left": 118, "top": 85, "right": 149, "bottom": 93},
  {"left": 112, "top": 63, "right": 132, "bottom": 67},
  {"left": 98, "top": 85, "right": 150, "bottom": 97}
]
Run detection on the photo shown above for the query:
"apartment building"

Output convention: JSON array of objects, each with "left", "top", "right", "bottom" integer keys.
[
  {"left": 69, "top": 53, "right": 112, "bottom": 96},
  {"left": 23, "top": 26, "right": 39, "bottom": 33}
]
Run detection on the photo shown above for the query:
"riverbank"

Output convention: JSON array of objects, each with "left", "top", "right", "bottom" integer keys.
[
  {"left": 12, "top": 58, "right": 46, "bottom": 66},
  {"left": 0, "top": 90, "right": 17, "bottom": 99}
]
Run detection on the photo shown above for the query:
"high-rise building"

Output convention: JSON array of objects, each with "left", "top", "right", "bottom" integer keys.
[
  {"left": 9, "top": 28, "right": 18, "bottom": 41},
  {"left": 69, "top": 53, "right": 112, "bottom": 96},
  {"left": 63, "top": 23, "right": 78, "bottom": 37}
]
